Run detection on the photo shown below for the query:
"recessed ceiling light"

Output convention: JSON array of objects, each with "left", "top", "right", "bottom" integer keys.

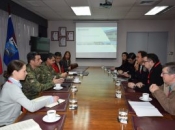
[
  {"left": 71, "top": 6, "right": 91, "bottom": 16},
  {"left": 145, "top": 6, "right": 169, "bottom": 15}
]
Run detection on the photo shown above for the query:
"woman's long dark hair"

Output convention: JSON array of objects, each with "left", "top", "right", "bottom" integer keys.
[
  {"left": 63, "top": 51, "right": 71, "bottom": 61},
  {"left": 122, "top": 52, "right": 128, "bottom": 65}
]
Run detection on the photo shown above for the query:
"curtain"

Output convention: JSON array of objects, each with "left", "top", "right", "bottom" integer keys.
[{"left": 0, "top": 9, "right": 38, "bottom": 84}]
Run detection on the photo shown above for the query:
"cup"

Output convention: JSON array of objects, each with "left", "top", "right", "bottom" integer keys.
[
  {"left": 47, "top": 110, "right": 56, "bottom": 121},
  {"left": 118, "top": 108, "right": 128, "bottom": 124},
  {"left": 55, "top": 84, "right": 61, "bottom": 88},
  {"left": 142, "top": 93, "right": 149, "bottom": 100},
  {"left": 74, "top": 77, "right": 79, "bottom": 82}
]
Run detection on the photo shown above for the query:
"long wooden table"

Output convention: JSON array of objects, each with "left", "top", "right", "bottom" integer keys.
[{"left": 16, "top": 67, "right": 175, "bottom": 130}]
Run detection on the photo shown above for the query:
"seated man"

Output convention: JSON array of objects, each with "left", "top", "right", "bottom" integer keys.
[
  {"left": 52, "top": 52, "right": 64, "bottom": 73},
  {"left": 128, "top": 53, "right": 163, "bottom": 93},
  {"left": 21, "top": 52, "right": 64, "bottom": 100},
  {"left": 122, "top": 52, "right": 136, "bottom": 78},
  {"left": 128, "top": 51, "right": 148, "bottom": 87},
  {"left": 41, "top": 53, "right": 67, "bottom": 78},
  {"left": 150, "top": 62, "right": 175, "bottom": 115}
]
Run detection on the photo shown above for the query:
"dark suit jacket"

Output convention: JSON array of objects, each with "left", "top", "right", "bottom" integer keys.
[
  {"left": 115, "top": 61, "right": 130, "bottom": 72},
  {"left": 135, "top": 62, "right": 163, "bottom": 93},
  {"left": 129, "top": 65, "right": 148, "bottom": 84},
  {"left": 62, "top": 59, "right": 71, "bottom": 72}
]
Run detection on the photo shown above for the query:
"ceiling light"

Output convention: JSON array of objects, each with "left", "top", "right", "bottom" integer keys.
[
  {"left": 71, "top": 6, "right": 91, "bottom": 16},
  {"left": 145, "top": 6, "right": 169, "bottom": 15}
]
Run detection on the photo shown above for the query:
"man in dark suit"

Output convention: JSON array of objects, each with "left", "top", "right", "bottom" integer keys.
[
  {"left": 128, "top": 51, "right": 148, "bottom": 88},
  {"left": 134, "top": 53, "right": 163, "bottom": 93}
]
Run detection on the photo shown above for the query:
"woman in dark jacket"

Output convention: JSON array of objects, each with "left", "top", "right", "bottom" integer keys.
[{"left": 62, "top": 51, "right": 71, "bottom": 72}]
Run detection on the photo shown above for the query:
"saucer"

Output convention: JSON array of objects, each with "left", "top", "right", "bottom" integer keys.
[
  {"left": 139, "top": 97, "right": 152, "bottom": 101},
  {"left": 42, "top": 114, "right": 61, "bottom": 123},
  {"left": 53, "top": 86, "right": 63, "bottom": 90},
  {"left": 73, "top": 80, "right": 81, "bottom": 83}
]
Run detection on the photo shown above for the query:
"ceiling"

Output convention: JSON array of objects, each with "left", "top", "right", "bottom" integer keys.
[{"left": 12, "top": 0, "right": 175, "bottom": 21}]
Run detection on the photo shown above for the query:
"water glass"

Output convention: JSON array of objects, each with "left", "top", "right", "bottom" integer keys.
[{"left": 118, "top": 108, "right": 128, "bottom": 124}]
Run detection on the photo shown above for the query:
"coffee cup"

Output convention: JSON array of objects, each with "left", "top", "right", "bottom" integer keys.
[
  {"left": 47, "top": 110, "right": 56, "bottom": 121},
  {"left": 74, "top": 77, "right": 79, "bottom": 82},
  {"left": 142, "top": 93, "right": 149, "bottom": 100},
  {"left": 114, "top": 70, "right": 117, "bottom": 73},
  {"left": 56, "top": 84, "right": 61, "bottom": 88}
]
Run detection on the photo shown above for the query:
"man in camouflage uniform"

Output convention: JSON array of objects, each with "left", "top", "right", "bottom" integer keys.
[
  {"left": 40, "top": 53, "right": 67, "bottom": 79},
  {"left": 21, "top": 52, "right": 64, "bottom": 100}
]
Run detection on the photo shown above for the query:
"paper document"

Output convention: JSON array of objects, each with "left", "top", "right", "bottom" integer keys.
[
  {"left": 128, "top": 101, "right": 163, "bottom": 117},
  {"left": 45, "top": 99, "right": 65, "bottom": 108},
  {"left": 0, "top": 119, "right": 41, "bottom": 130},
  {"left": 68, "top": 71, "right": 77, "bottom": 75}
]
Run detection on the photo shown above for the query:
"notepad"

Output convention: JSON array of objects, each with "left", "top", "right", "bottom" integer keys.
[
  {"left": 45, "top": 99, "right": 65, "bottom": 108},
  {"left": 128, "top": 101, "right": 163, "bottom": 117},
  {"left": 0, "top": 119, "right": 41, "bottom": 130}
]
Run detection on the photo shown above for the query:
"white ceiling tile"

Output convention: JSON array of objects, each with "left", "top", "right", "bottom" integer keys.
[{"left": 11, "top": 0, "right": 175, "bottom": 20}]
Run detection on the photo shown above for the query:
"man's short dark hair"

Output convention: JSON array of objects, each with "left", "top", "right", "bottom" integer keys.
[
  {"left": 27, "top": 52, "right": 39, "bottom": 63},
  {"left": 128, "top": 52, "right": 136, "bottom": 60},
  {"left": 55, "top": 52, "right": 62, "bottom": 57},
  {"left": 138, "top": 51, "right": 147, "bottom": 58},
  {"left": 147, "top": 53, "right": 159, "bottom": 63},
  {"left": 46, "top": 53, "right": 55, "bottom": 60}
]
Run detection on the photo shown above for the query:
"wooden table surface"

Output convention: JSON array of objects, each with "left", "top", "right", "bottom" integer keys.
[
  {"left": 62, "top": 67, "right": 133, "bottom": 130},
  {"left": 16, "top": 67, "right": 134, "bottom": 130}
]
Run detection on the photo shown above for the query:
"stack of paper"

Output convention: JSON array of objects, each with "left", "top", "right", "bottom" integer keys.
[
  {"left": 0, "top": 119, "right": 41, "bottom": 130},
  {"left": 45, "top": 99, "right": 65, "bottom": 108},
  {"left": 128, "top": 101, "right": 163, "bottom": 117}
]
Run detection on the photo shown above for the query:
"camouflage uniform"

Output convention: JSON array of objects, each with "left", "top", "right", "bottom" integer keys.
[
  {"left": 40, "top": 62, "right": 61, "bottom": 79},
  {"left": 21, "top": 64, "right": 54, "bottom": 100}
]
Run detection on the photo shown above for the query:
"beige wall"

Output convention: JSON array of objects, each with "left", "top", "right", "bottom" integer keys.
[{"left": 48, "top": 20, "right": 175, "bottom": 67}]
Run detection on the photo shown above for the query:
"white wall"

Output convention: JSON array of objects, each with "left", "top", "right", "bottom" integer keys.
[{"left": 48, "top": 20, "right": 175, "bottom": 67}]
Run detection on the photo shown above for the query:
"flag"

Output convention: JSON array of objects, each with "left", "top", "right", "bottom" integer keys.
[
  {"left": 0, "top": 54, "right": 3, "bottom": 75},
  {"left": 3, "top": 9, "right": 19, "bottom": 66}
]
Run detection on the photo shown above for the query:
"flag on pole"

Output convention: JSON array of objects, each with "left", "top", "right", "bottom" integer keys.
[
  {"left": 0, "top": 54, "right": 3, "bottom": 75},
  {"left": 3, "top": 6, "right": 19, "bottom": 66}
]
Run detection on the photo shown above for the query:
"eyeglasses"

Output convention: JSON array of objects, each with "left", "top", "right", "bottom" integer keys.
[
  {"left": 161, "top": 72, "right": 170, "bottom": 75},
  {"left": 142, "top": 60, "right": 149, "bottom": 63}
]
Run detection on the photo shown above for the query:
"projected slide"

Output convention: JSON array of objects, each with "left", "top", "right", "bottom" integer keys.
[{"left": 76, "top": 23, "right": 117, "bottom": 58}]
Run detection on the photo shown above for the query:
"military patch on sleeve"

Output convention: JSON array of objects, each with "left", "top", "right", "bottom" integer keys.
[{"left": 30, "top": 79, "right": 34, "bottom": 83}]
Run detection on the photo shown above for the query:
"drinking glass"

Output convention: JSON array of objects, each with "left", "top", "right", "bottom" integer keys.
[{"left": 118, "top": 108, "right": 128, "bottom": 124}]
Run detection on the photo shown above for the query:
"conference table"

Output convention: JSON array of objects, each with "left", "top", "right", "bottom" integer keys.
[{"left": 15, "top": 67, "right": 175, "bottom": 130}]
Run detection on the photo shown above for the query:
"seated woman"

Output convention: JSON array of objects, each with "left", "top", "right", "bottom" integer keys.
[
  {"left": 0, "top": 60, "right": 59, "bottom": 126},
  {"left": 111, "top": 52, "right": 128, "bottom": 74},
  {"left": 62, "top": 51, "right": 71, "bottom": 72}
]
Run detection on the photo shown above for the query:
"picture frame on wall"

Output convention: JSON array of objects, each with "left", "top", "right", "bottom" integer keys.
[
  {"left": 66, "top": 31, "right": 74, "bottom": 41},
  {"left": 59, "top": 37, "right": 67, "bottom": 47},
  {"left": 51, "top": 31, "right": 59, "bottom": 41},
  {"left": 59, "top": 27, "right": 66, "bottom": 36}
]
